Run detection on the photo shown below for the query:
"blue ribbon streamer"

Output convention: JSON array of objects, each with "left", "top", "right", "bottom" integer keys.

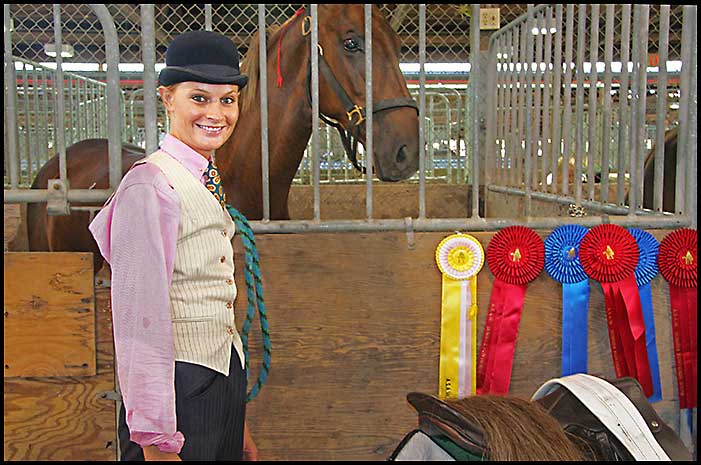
[
  {"left": 545, "top": 225, "right": 590, "bottom": 376},
  {"left": 628, "top": 228, "right": 663, "bottom": 403},
  {"left": 562, "top": 280, "right": 590, "bottom": 375}
]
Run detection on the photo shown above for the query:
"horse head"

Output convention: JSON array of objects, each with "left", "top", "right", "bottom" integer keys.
[{"left": 313, "top": 4, "right": 420, "bottom": 181}]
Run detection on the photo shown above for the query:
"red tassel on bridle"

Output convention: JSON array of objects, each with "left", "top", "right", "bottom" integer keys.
[{"left": 277, "top": 7, "right": 306, "bottom": 88}]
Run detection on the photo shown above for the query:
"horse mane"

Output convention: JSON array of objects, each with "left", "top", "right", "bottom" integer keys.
[
  {"left": 240, "top": 12, "right": 299, "bottom": 115},
  {"left": 447, "top": 395, "right": 585, "bottom": 461}
]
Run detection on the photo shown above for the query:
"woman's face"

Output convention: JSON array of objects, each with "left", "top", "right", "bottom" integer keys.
[{"left": 159, "top": 82, "right": 240, "bottom": 159}]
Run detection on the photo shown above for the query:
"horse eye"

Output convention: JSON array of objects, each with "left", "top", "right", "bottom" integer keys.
[{"left": 343, "top": 38, "right": 360, "bottom": 52}]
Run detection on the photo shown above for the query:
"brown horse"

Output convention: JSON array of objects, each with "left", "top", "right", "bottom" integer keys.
[{"left": 27, "top": 4, "right": 419, "bottom": 274}]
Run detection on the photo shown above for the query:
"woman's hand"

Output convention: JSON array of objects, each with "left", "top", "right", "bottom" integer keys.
[{"left": 243, "top": 421, "right": 259, "bottom": 461}]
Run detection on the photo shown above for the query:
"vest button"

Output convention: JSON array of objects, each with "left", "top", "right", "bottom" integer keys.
[
  {"left": 226, "top": 278, "right": 234, "bottom": 285},
  {"left": 226, "top": 326, "right": 235, "bottom": 335},
  {"left": 220, "top": 256, "right": 226, "bottom": 263},
  {"left": 226, "top": 302, "right": 233, "bottom": 309},
  {"left": 221, "top": 230, "right": 228, "bottom": 237}
]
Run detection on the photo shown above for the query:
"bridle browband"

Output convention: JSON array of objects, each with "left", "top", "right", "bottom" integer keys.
[{"left": 295, "top": 8, "right": 419, "bottom": 174}]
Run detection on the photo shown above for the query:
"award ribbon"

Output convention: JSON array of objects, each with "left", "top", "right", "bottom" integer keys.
[
  {"left": 579, "top": 224, "right": 653, "bottom": 397},
  {"left": 477, "top": 226, "right": 544, "bottom": 395},
  {"left": 658, "top": 228, "right": 697, "bottom": 410},
  {"left": 628, "top": 228, "right": 663, "bottom": 403},
  {"left": 544, "top": 225, "right": 590, "bottom": 377},
  {"left": 435, "top": 234, "right": 485, "bottom": 399}
]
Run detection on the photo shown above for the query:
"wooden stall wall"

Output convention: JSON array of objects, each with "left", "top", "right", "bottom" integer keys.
[{"left": 240, "top": 230, "right": 687, "bottom": 461}]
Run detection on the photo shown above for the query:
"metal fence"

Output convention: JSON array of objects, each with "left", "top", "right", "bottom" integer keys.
[
  {"left": 485, "top": 4, "right": 696, "bottom": 228},
  {"left": 3, "top": 4, "right": 697, "bottom": 232},
  {"left": 4, "top": 58, "right": 118, "bottom": 187}
]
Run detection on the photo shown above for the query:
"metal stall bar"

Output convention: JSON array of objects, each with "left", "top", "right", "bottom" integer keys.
[
  {"left": 516, "top": 23, "right": 527, "bottom": 190},
  {"left": 541, "top": 7, "right": 553, "bottom": 193},
  {"left": 491, "top": 34, "right": 503, "bottom": 186},
  {"left": 684, "top": 7, "right": 697, "bottom": 228},
  {"left": 53, "top": 5, "right": 67, "bottom": 189},
  {"left": 141, "top": 4, "right": 158, "bottom": 156},
  {"left": 629, "top": 5, "right": 650, "bottom": 214},
  {"left": 675, "top": 6, "right": 693, "bottom": 216},
  {"left": 365, "top": 4, "right": 374, "bottom": 220},
  {"left": 81, "top": 77, "right": 88, "bottom": 141},
  {"left": 523, "top": 4, "right": 534, "bottom": 215},
  {"left": 550, "top": 4, "right": 563, "bottom": 195},
  {"left": 532, "top": 9, "right": 544, "bottom": 192},
  {"left": 586, "top": 4, "right": 599, "bottom": 202},
  {"left": 246, "top": 214, "right": 689, "bottom": 235},
  {"left": 66, "top": 64, "right": 75, "bottom": 146},
  {"left": 488, "top": 185, "right": 670, "bottom": 216},
  {"left": 500, "top": 35, "right": 509, "bottom": 184},
  {"left": 205, "top": 4, "right": 213, "bottom": 31},
  {"left": 258, "top": 4, "right": 270, "bottom": 221},
  {"left": 561, "top": 4, "right": 575, "bottom": 196},
  {"left": 470, "top": 3, "right": 480, "bottom": 217},
  {"left": 509, "top": 27, "right": 519, "bottom": 188},
  {"left": 574, "top": 4, "right": 586, "bottom": 207},
  {"left": 127, "top": 89, "right": 141, "bottom": 143},
  {"left": 311, "top": 4, "right": 321, "bottom": 220},
  {"left": 41, "top": 67, "right": 50, "bottom": 167},
  {"left": 20, "top": 62, "right": 31, "bottom": 185},
  {"left": 616, "top": 5, "right": 632, "bottom": 206},
  {"left": 653, "top": 6, "right": 670, "bottom": 213},
  {"left": 469, "top": 3, "right": 478, "bottom": 218},
  {"left": 600, "top": 4, "right": 614, "bottom": 204},
  {"left": 418, "top": 4, "right": 426, "bottom": 219},
  {"left": 4, "top": 4, "right": 19, "bottom": 189},
  {"left": 89, "top": 4, "right": 122, "bottom": 196}
]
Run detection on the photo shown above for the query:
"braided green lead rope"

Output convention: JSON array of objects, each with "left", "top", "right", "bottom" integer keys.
[{"left": 226, "top": 204, "right": 271, "bottom": 402}]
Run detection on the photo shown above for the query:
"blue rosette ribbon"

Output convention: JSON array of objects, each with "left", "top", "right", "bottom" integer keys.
[
  {"left": 545, "top": 225, "right": 590, "bottom": 376},
  {"left": 628, "top": 228, "right": 663, "bottom": 403}
]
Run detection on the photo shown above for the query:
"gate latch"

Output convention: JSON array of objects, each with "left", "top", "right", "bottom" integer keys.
[{"left": 47, "top": 179, "right": 71, "bottom": 216}]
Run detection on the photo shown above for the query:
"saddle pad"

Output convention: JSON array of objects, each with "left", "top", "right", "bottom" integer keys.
[
  {"left": 391, "top": 430, "right": 456, "bottom": 461},
  {"left": 531, "top": 373, "right": 670, "bottom": 461}
]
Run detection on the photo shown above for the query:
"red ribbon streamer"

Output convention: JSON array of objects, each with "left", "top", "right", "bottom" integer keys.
[
  {"left": 580, "top": 225, "right": 653, "bottom": 397},
  {"left": 658, "top": 228, "right": 697, "bottom": 409},
  {"left": 669, "top": 288, "right": 697, "bottom": 408},
  {"left": 478, "top": 281, "right": 527, "bottom": 395},
  {"left": 477, "top": 226, "right": 543, "bottom": 396}
]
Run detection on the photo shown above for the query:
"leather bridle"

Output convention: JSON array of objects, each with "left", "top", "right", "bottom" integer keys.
[{"left": 298, "top": 10, "right": 419, "bottom": 174}]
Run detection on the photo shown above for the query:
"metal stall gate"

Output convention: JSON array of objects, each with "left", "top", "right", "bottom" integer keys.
[
  {"left": 4, "top": 4, "right": 123, "bottom": 213},
  {"left": 484, "top": 4, "right": 697, "bottom": 229}
]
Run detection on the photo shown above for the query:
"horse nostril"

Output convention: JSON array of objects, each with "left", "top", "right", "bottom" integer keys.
[{"left": 396, "top": 145, "right": 407, "bottom": 164}]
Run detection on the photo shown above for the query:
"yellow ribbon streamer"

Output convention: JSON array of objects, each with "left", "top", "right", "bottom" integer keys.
[{"left": 436, "top": 234, "right": 484, "bottom": 400}]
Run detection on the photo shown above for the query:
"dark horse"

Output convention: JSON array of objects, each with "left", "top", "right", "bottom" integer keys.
[
  {"left": 641, "top": 126, "right": 678, "bottom": 213},
  {"left": 27, "top": 4, "right": 420, "bottom": 274}
]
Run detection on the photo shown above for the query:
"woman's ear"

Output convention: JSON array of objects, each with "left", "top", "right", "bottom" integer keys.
[{"left": 158, "top": 85, "right": 174, "bottom": 111}]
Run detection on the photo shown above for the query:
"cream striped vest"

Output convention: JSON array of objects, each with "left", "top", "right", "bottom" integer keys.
[{"left": 144, "top": 150, "right": 244, "bottom": 375}]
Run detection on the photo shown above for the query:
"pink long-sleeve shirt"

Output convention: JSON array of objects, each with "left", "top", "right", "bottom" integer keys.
[{"left": 89, "top": 134, "right": 217, "bottom": 454}]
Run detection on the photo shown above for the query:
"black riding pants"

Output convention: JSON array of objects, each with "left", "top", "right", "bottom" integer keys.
[{"left": 118, "top": 348, "right": 247, "bottom": 461}]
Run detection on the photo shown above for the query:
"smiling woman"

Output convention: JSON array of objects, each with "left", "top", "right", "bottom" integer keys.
[{"left": 84, "top": 29, "right": 258, "bottom": 462}]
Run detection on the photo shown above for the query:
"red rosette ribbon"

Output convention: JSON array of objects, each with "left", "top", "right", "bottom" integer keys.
[
  {"left": 476, "top": 226, "right": 544, "bottom": 395},
  {"left": 579, "top": 224, "right": 653, "bottom": 397},
  {"left": 658, "top": 228, "right": 697, "bottom": 409}
]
